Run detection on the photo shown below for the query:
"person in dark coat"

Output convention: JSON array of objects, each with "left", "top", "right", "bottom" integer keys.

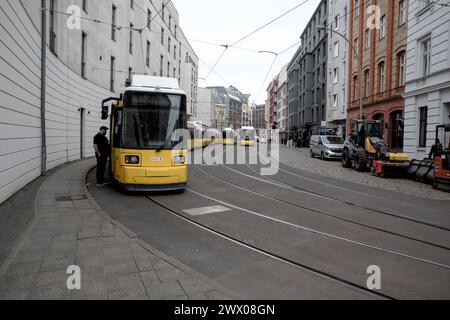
[
  {"left": 93, "top": 126, "right": 110, "bottom": 186},
  {"left": 429, "top": 139, "right": 443, "bottom": 159}
]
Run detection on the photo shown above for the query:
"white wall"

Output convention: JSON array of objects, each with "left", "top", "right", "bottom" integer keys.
[
  {"left": 404, "top": 0, "right": 450, "bottom": 160},
  {"left": 197, "top": 88, "right": 213, "bottom": 127},
  {"left": 0, "top": 0, "right": 198, "bottom": 204},
  {"left": 326, "top": 0, "right": 349, "bottom": 132}
]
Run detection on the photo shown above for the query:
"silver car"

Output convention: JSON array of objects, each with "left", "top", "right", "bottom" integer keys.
[{"left": 310, "top": 135, "right": 344, "bottom": 160}]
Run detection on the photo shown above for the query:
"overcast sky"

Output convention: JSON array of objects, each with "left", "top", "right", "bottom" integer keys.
[{"left": 171, "top": 0, "right": 321, "bottom": 105}]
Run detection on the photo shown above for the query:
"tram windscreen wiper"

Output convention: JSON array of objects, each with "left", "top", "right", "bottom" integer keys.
[{"left": 156, "top": 136, "right": 172, "bottom": 153}]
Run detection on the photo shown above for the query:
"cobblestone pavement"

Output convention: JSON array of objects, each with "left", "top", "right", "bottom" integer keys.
[
  {"left": 279, "top": 145, "right": 450, "bottom": 201},
  {"left": 0, "top": 159, "right": 235, "bottom": 300}
]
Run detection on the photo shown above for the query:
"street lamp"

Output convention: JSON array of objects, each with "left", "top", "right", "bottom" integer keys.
[
  {"left": 318, "top": 25, "right": 364, "bottom": 120},
  {"left": 258, "top": 50, "right": 278, "bottom": 56}
]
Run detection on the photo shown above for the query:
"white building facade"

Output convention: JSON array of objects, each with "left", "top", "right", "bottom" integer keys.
[
  {"left": 326, "top": 0, "right": 349, "bottom": 137},
  {"left": 404, "top": 0, "right": 450, "bottom": 160},
  {"left": 197, "top": 87, "right": 213, "bottom": 127},
  {"left": 0, "top": 0, "right": 198, "bottom": 204}
]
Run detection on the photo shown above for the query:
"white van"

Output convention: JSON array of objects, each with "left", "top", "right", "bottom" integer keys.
[{"left": 310, "top": 135, "right": 345, "bottom": 160}]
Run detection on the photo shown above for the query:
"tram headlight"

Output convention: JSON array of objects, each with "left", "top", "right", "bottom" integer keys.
[
  {"left": 125, "top": 155, "right": 140, "bottom": 165},
  {"left": 172, "top": 155, "right": 186, "bottom": 165}
]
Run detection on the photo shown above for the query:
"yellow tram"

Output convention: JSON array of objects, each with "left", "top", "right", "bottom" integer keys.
[
  {"left": 222, "top": 128, "right": 237, "bottom": 145},
  {"left": 101, "top": 75, "right": 187, "bottom": 191},
  {"left": 240, "top": 126, "right": 256, "bottom": 146}
]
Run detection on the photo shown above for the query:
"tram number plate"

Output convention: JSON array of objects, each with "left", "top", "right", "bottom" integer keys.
[{"left": 151, "top": 157, "right": 164, "bottom": 162}]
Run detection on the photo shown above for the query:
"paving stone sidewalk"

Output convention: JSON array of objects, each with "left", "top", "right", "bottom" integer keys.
[
  {"left": 279, "top": 145, "right": 450, "bottom": 201},
  {"left": 0, "top": 159, "right": 236, "bottom": 300}
]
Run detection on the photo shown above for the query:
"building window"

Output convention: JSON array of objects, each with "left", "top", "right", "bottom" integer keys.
[
  {"left": 129, "top": 23, "right": 133, "bottom": 54},
  {"left": 168, "top": 37, "right": 171, "bottom": 52},
  {"left": 81, "top": 32, "right": 87, "bottom": 78},
  {"left": 161, "top": 28, "right": 164, "bottom": 45},
  {"left": 379, "top": 15, "right": 386, "bottom": 39},
  {"left": 353, "top": 38, "right": 359, "bottom": 57},
  {"left": 111, "top": 5, "right": 117, "bottom": 41},
  {"left": 353, "top": 76, "right": 358, "bottom": 101},
  {"left": 147, "top": 9, "right": 152, "bottom": 30},
  {"left": 378, "top": 62, "right": 385, "bottom": 93},
  {"left": 167, "top": 62, "right": 170, "bottom": 77},
  {"left": 160, "top": 55, "right": 164, "bottom": 77},
  {"left": 364, "top": 69, "right": 370, "bottom": 97},
  {"left": 146, "top": 41, "right": 151, "bottom": 67},
  {"left": 334, "top": 15, "right": 340, "bottom": 30},
  {"left": 333, "top": 94, "right": 338, "bottom": 109},
  {"left": 355, "top": 0, "right": 359, "bottom": 17},
  {"left": 365, "top": 29, "right": 370, "bottom": 49},
  {"left": 419, "top": 107, "right": 428, "bottom": 147},
  {"left": 129, "top": 67, "right": 133, "bottom": 80},
  {"left": 333, "top": 68, "right": 339, "bottom": 83},
  {"left": 49, "top": 0, "right": 57, "bottom": 54},
  {"left": 421, "top": 37, "right": 431, "bottom": 76},
  {"left": 399, "top": 0, "right": 407, "bottom": 26},
  {"left": 110, "top": 56, "right": 115, "bottom": 92},
  {"left": 162, "top": 3, "right": 165, "bottom": 21},
  {"left": 398, "top": 52, "right": 406, "bottom": 86},
  {"left": 333, "top": 42, "right": 339, "bottom": 57}
]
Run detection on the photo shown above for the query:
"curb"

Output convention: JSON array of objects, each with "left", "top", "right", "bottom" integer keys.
[{"left": 83, "top": 165, "right": 242, "bottom": 300}]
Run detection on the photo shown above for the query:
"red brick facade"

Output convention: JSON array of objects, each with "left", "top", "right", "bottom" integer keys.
[{"left": 347, "top": 0, "right": 407, "bottom": 151}]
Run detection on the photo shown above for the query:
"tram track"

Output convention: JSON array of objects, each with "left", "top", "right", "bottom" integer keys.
[
  {"left": 222, "top": 163, "right": 450, "bottom": 232},
  {"left": 145, "top": 195, "right": 395, "bottom": 300},
  {"left": 194, "top": 164, "right": 450, "bottom": 251}
]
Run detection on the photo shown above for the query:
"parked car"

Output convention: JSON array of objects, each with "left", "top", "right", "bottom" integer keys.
[{"left": 310, "top": 135, "right": 344, "bottom": 160}]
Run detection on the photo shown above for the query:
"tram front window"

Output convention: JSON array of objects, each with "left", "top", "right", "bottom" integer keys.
[{"left": 120, "top": 92, "right": 186, "bottom": 149}]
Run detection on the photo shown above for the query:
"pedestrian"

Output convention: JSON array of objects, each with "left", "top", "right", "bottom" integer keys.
[
  {"left": 429, "top": 139, "right": 443, "bottom": 159},
  {"left": 93, "top": 126, "right": 110, "bottom": 187}
]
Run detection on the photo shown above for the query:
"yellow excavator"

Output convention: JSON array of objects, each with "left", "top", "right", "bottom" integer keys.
[{"left": 342, "top": 120, "right": 410, "bottom": 177}]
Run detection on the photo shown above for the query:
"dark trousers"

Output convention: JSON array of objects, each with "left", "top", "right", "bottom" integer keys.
[{"left": 96, "top": 156, "right": 108, "bottom": 184}]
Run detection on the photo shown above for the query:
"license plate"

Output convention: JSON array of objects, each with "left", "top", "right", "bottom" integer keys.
[{"left": 151, "top": 157, "right": 164, "bottom": 162}]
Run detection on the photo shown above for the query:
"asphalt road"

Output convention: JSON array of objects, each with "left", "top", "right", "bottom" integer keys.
[{"left": 87, "top": 147, "right": 450, "bottom": 300}]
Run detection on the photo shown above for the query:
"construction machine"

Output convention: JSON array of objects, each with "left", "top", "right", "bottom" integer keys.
[
  {"left": 433, "top": 124, "right": 450, "bottom": 191},
  {"left": 342, "top": 120, "right": 409, "bottom": 177}
]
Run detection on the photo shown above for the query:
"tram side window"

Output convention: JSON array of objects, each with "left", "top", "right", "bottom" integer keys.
[{"left": 113, "top": 109, "right": 123, "bottom": 148}]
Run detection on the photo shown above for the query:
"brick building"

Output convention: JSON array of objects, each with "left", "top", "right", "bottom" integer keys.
[{"left": 348, "top": 0, "right": 408, "bottom": 151}]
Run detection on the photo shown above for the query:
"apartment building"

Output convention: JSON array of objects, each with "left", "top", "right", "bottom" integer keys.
[
  {"left": 403, "top": 0, "right": 450, "bottom": 160},
  {"left": 348, "top": 0, "right": 408, "bottom": 150},
  {"left": 287, "top": 0, "right": 328, "bottom": 143}
]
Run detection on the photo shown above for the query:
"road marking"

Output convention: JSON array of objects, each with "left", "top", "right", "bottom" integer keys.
[{"left": 183, "top": 205, "right": 231, "bottom": 216}]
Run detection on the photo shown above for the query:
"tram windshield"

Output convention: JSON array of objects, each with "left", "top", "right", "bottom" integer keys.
[
  {"left": 223, "top": 130, "right": 235, "bottom": 139},
  {"left": 117, "top": 91, "right": 186, "bottom": 149},
  {"left": 240, "top": 128, "right": 256, "bottom": 140}
]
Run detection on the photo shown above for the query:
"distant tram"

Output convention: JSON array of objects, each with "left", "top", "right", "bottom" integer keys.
[
  {"left": 240, "top": 126, "right": 256, "bottom": 146},
  {"left": 222, "top": 128, "right": 237, "bottom": 145}
]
